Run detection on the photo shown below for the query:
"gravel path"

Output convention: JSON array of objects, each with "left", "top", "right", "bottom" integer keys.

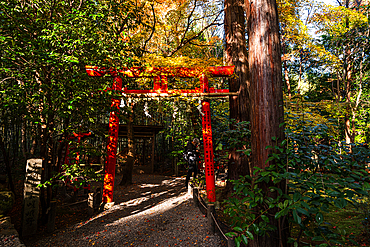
[{"left": 28, "top": 174, "right": 226, "bottom": 247}]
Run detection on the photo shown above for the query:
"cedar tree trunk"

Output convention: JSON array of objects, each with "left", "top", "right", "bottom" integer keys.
[
  {"left": 246, "top": 0, "right": 289, "bottom": 245},
  {"left": 224, "top": 0, "right": 251, "bottom": 196}
]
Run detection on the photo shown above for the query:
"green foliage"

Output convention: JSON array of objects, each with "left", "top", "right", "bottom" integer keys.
[
  {"left": 39, "top": 163, "right": 102, "bottom": 189},
  {"left": 224, "top": 121, "right": 370, "bottom": 246},
  {"left": 210, "top": 120, "right": 251, "bottom": 170},
  {"left": 158, "top": 98, "right": 202, "bottom": 164},
  {"left": 0, "top": 0, "right": 148, "bottom": 192}
]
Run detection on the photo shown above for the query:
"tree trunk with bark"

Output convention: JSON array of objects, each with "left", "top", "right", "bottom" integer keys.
[
  {"left": 38, "top": 72, "right": 55, "bottom": 224},
  {"left": 224, "top": 0, "right": 251, "bottom": 197},
  {"left": 21, "top": 117, "right": 27, "bottom": 159},
  {"left": 343, "top": 0, "right": 354, "bottom": 147},
  {"left": 282, "top": 44, "right": 291, "bottom": 100},
  {"left": 246, "top": 0, "right": 289, "bottom": 244},
  {"left": 0, "top": 134, "right": 15, "bottom": 194}
]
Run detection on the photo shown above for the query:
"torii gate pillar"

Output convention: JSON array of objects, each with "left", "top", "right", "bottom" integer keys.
[
  {"left": 103, "top": 75, "right": 122, "bottom": 204},
  {"left": 200, "top": 75, "right": 216, "bottom": 202}
]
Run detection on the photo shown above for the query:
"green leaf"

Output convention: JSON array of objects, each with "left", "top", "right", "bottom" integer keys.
[
  {"left": 297, "top": 207, "right": 309, "bottom": 216},
  {"left": 233, "top": 227, "right": 243, "bottom": 232},
  {"left": 312, "top": 236, "right": 325, "bottom": 241},
  {"left": 283, "top": 200, "right": 289, "bottom": 208},
  {"left": 316, "top": 212, "right": 323, "bottom": 225},
  {"left": 362, "top": 182, "right": 370, "bottom": 189},
  {"left": 241, "top": 234, "right": 248, "bottom": 245},
  {"left": 318, "top": 243, "right": 329, "bottom": 247},
  {"left": 304, "top": 230, "right": 314, "bottom": 237},
  {"left": 225, "top": 232, "right": 237, "bottom": 238},
  {"left": 261, "top": 215, "right": 269, "bottom": 223},
  {"left": 245, "top": 231, "right": 254, "bottom": 240},
  {"left": 265, "top": 156, "right": 275, "bottom": 163},
  {"left": 275, "top": 208, "right": 288, "bottom": 219},
  {"left": 293, "top": 192, "right": 301, "bottom": 202},
  {"left": 301, "top": 201, "right": 310, "bottom": 209},
  {"left": 334, "top": 198, "right": 347, "bottom": 209},
  {"left": 293, "top": 209, "right": 302, "bottom": 224},
  {"left": 235, "top": 236, "right": 241, "bottom": 247}
]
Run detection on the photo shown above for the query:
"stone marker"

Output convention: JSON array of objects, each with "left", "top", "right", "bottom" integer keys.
[{"left": 21, "top": 159, "right": 42, "bottom": 237}]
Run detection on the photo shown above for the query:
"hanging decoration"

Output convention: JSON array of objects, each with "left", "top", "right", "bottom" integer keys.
[
  {"left": 119, "top": 99, "right": 125, "bottom": 108},
  {"left": 144, "top": 101, "right": 151, "bottom": 118},
  {"left": 173, "top": 101, "right": 178, "bottom": 119},
  {"left": 197, "top": 99, "right": 204, "bottom": 116}
]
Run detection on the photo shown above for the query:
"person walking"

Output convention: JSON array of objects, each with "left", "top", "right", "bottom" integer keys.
[{"left": 185, "top": 138, "right": 200, "bottom": 189}]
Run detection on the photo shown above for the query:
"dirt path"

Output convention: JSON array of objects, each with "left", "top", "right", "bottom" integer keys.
[{"left": 24, "top": 174, "right": 226, "bottom": 247}]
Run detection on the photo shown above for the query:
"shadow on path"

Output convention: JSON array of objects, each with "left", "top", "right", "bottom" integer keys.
[{"left": 24, "top": 174, "right": 225, "bottom": 247}]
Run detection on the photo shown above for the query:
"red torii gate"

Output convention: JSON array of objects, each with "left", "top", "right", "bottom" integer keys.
[{"left": 86, "top": 65, "right": 235, "bottom": 205}]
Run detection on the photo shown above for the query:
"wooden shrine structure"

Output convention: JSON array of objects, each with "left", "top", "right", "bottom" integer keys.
[
  {"left": 117, "top": 124, "right": 164, "bottom": 174},
  {"left": 86, "top": 65, "right": 235, "bottom": 205}
]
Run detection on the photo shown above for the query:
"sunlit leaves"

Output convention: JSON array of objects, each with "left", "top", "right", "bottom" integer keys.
[
  {"left": 130, "top": 0, "right": 223, "bottom": 59},
  {"left": 312, "top": 5, "right": 368, "bottom": 37}
]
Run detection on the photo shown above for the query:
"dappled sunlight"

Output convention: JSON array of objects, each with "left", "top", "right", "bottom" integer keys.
[
  {"left": 106, "top": 192, "right": 191, "bottom": 228},
  {"left": 160, "top": 177, "right": 184, "bottom": 186},
  {"left": 138, "top": 183, "right": 160, "bottom": 188},
  {"left": 74, "top": 175, "right": 187, "bottom": 230},
  {"left": 117, "top": 190, "right": 168, "bottom": 208}
]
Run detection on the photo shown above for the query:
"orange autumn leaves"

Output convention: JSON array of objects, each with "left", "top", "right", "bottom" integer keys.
[{"left": 116, "top": 0, "right": 223, "bottom": 66}]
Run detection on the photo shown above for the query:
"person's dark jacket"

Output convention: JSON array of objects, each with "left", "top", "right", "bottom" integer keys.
[{"left": 185, "top": 141, "right": 199, "bottom": 167}]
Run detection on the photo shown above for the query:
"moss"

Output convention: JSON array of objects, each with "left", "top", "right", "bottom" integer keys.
[{"left": 0, "top": 190, "right": 15, "bottom": 216}]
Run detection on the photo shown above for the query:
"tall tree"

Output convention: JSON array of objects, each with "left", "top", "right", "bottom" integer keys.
[
  {"left": 246, "top": 0, "right": 289, "bottom": 245},
  {"left": 0, "top": 0, "right": 142, "bottom": 222},
  {"left": 223, "top": 0, "right": 251, "bottom": 195},
  {"left": 312, "top": 1, "right": 369, "bottom": 144}
]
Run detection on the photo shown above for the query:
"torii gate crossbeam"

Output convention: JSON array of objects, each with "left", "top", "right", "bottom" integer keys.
[{"left": 86, "top": 65, "right": 235, "bottom": 205}]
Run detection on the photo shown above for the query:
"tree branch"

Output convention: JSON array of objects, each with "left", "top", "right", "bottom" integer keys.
[
  {"left": 141, "top": 4, "right": 156, "bottom": 55},
  {"left": 168, "top": 11, "right": 223, "bottom": 57},
  {"left": 180, "top": 0, "right": 198, "bottom": 46}
]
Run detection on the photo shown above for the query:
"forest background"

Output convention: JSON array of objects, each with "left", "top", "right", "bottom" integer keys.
[{"left": 1, "top": 0, "right": 370, "bottom": 246}]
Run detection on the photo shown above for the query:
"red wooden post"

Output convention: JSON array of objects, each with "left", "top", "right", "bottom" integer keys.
[
  {"left": 160, "top": 76, "right": 168, "bottom": 92},
  {"left": 153, "top": 76, "right": 160, "bottom": 91},
  {"left": 200, "top": 74, "right": 216, "bottom": 202},
  {"left": 103, "top": 75, "right": 122, "bottom": 204}
]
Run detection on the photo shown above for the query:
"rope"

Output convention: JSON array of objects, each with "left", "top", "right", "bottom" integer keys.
[
  {"left": 211, "top": 212, "right": 228, "bottom": 240},
  {"left": 197, "top": 190, "right": 207, "bottom": 210},
  {"left": 194, "top": 187, "right": 231, "bottom": 241}
]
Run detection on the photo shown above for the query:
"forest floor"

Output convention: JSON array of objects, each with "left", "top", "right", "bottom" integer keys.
[
  {"left": 9, "top": 171, "right": 226, "bottom": 247},
  {"left": 7, "top": 169, "right": 370, "bottom": 247}
]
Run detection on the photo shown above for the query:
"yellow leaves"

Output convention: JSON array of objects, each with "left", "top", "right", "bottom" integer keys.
[
  {"left": 308, "top": 4, "right": 369, "bottom": 69},
  {"left": 277, "top": 0, "right": 313, "bottom": 51},
  {"left": 312, "top": 5, "right": 368, "bottom": 36},
  {"left": 137, "top": 54, "right": 222, "bottom": 69},
  {"left": 284, "top": 99, "right": 341, "bottom": 136},
  {"left": 307, "top": 43, "right": 341, "bottom": 66}
]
